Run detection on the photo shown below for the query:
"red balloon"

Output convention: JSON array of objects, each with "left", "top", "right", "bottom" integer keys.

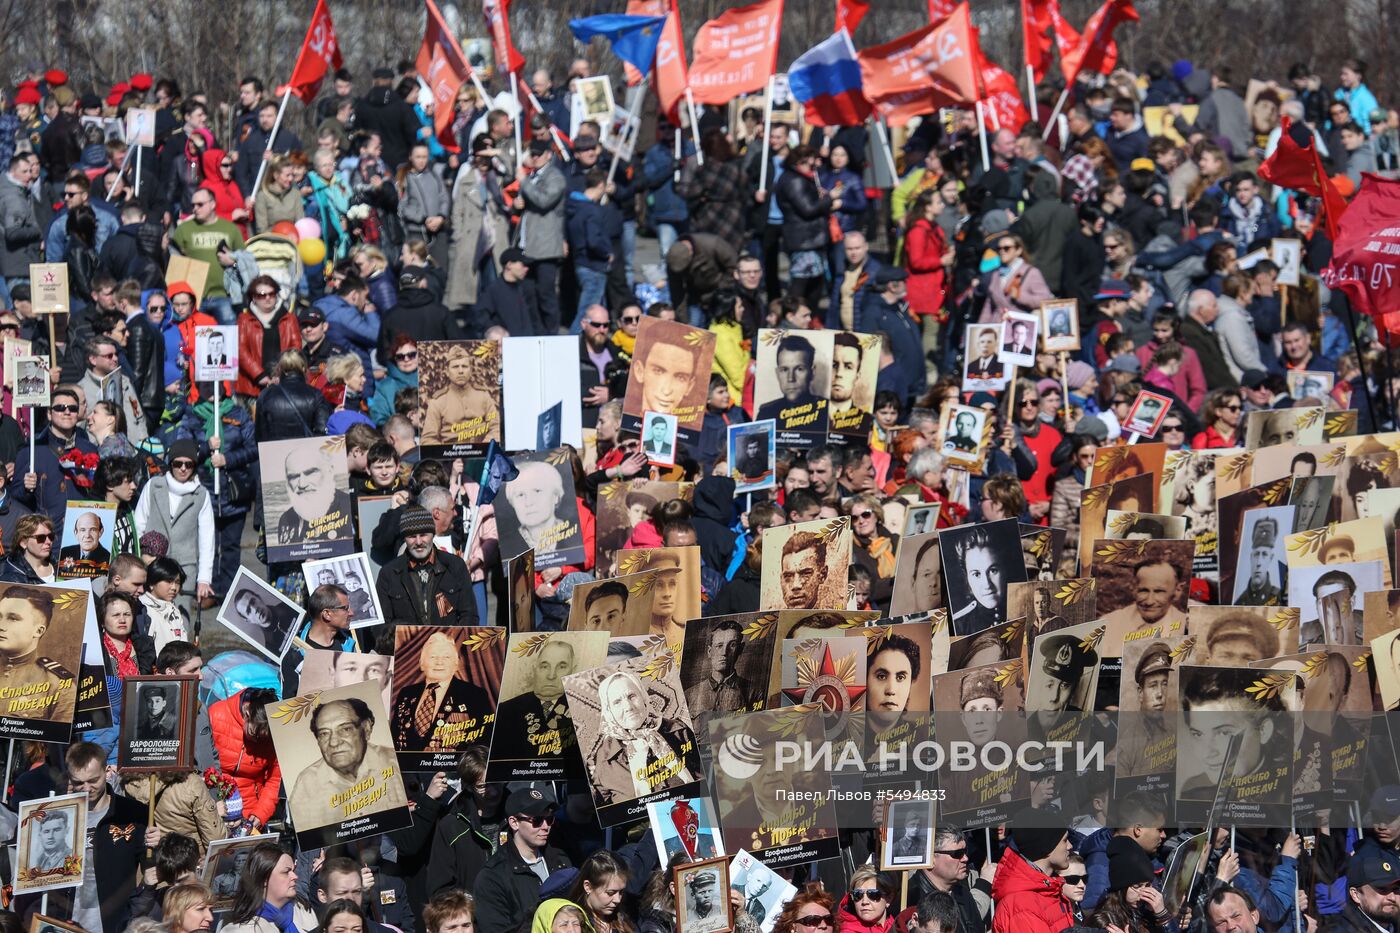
[{"left": 271, "top": 221, "right": 300, "bottom": 243}]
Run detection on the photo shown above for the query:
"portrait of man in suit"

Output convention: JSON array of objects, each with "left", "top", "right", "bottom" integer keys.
[
  {"left": 1001, "top": 319, "right": 1034, "bottom": 357},
  {"left": 204, "top": 331, "right": 228, "bottom": 367},
  {"left": 59, "top": 511, "right": 110, "bottom": 568},
  {"left": 392, "top": 630, "right": 493, "bottom": 752},
  {"left": 643, "top": 414, "right": 674, "bottom": 459},
  {"left": 963, "top": 327, "right": 1004, "bottom": 388}
]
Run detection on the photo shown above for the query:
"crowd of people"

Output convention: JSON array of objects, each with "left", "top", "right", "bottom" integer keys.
[{"left": 0, "top": 15, "right": 1399, "bottom": 933}]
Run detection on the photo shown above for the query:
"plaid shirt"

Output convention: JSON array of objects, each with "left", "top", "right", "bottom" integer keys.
[{"left": 1060, "top": 154, "right": 1099, "bottom": 202}]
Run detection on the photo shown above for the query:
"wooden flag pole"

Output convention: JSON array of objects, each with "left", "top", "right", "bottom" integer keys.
[
  {"left": 510, "top": 71, "right": 524, "bottom": 175},
  {"left": 685, "top": 87, "right": 705, "bottom": 166},
  {"left": 251, "top": 87, "right": 294, "bottom": 197},
  {"left": 758, "top": 75, "right": 777, "bottom": 194}
]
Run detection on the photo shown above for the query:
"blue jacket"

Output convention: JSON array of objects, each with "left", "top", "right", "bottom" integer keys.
[
  {"left": 371, "top": 363, "right": 418, "bottom": 425},
  {"left": 857, "top": 291, "right": 925, "bottom": 405},
  {"left": 1336, "top": 83, "right": 1381, "bottom": 132},
  {"left": 1075, "top": 826, "right": 1113, "bottom": 912},
  {"left": 829, "top": 256, "right": 884, "bottom": 329},
  {"left": 565, "top": 192, "right": 613, "bottom": 273},
  {"left": 316, "top": 293, "right": 382, "bottom": 394},
  {"left": 366, "top": 269, "right": 398, "bottom": 314},
  {"left": 1138, "top": 228, "right": 1226, "bottom": 270},
  {"left": 818, "top": 166, "right": 867, "bottom": 233},
  {"left": 16, "top": 428, "right": 101, "bottom": 530},
  {"left": 644, "top": 141, "right": 690, "bottom": 225},
  {"left": 45, "top": 198, "right": 121, "bottom": 262}
]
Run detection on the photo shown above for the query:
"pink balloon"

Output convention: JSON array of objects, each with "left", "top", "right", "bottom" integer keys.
[{"left": 294, "top": 217, "right": 322, "bottom": 241}]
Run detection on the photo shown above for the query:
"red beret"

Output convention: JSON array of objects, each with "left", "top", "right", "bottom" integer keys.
[
  {"left": 14, "top": 87, "right": 41, "bottom": 106},
  {"left": 113, "top": 82, "right": 131, "bottom": 94},
  {"left": 17, "top": 79, "right": 37, "bottom": 90},
  {"left": 106, "top": 92, "right": 122, "bottom": 107},
  {"left": 44, "top": 69, "right": 67, "bottom": 87},
  {"left": 129, "top": 73, "right": 153, "bottom": 91}
]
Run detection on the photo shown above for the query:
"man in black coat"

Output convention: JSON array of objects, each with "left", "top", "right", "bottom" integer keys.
[
  {"left": 471, "top": 248, "right": 544, "bottom": 337},
  {"left": 98, "top": 204, "right": 164, "bottom": 289},
  {"left": 375, "top": 506, "right": 478, "bottom": 628},
  {"left": 473, "top": 788, "right": 572, "bottom": 933},
  {"left": 355, "top": 69, "right": 421, "bottom": 171},
  {"left": 115, "top": 280, "right": 165, "bottom": 431},
  {"left": 254, "top": 366, "right": 332, "bottom": 442},
  {"left": 380, "top": 267, "right": 461, "bottom": 359},
  {"left": 233, "top": 99, "right": 304, "bottom": 194}
]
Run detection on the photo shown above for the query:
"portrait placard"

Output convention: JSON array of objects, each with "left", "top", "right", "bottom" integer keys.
[
  {"left": 759, "top": 518, "right": 851, "bottom": 612},
  {"left": 680, "top": 614, "right": 775, "bottom": 720},
  {"left": 880, "top": 798, "right": 935, "bottom": 870},
  {"left": 193, "top": 325, "right": 238, "bottom": 382},
  {"left": 299, "top": 649, "right": 392, "bottom": 715},
  {"left": 391, "top": 625, "right": 505, "bottom": 772},
  {"left": 938, "top": 404, "right": 991, "bottom": 473},
  {"left": 124, "top": 106, "right": 157, "bottom": 147},
  {"left": 61, "top": 578, "right": 111, "bottom": 733},
  {"left": 258, "top": 435, "right": 354, "bottom": 563},
  {"left": 502, "top": 336, "right": 583, "bottom": 449},
  {"left": 12, "top": 356, "right": 49, "bottom": 408},
  {"left": 753, "top": 329, "right": 832, "bottom": 448},
  {"left": 642, "top": 409, "right": 680, "bottom": 466},
  {"left": 419, "top": 340, "right": 502, "bottom": 459},
  {"left": 269, "top": 679, "right": 412, "bottom": 850},
  {"left": 117, "top": 674, "right": 198, "bottom": 772},
  {"left": 356, "top": 496, "right": 394, "bottom": 578},
  {"left": 486, "top": 631, "right": 610, "bottom": 782},
  {"left": 202, "top": 835, "right": 266, "bottom": 909},
  {"left": 216, "top": 567, "right": 304, "bottom": 662},
  {"left": 1244, "top": 407, "right": 1326, "bottom": 449},
  {"left": 494, "top": 448, "right": 586, "bottom": 570},
  {"left": 826, "top": 331, "right": 880, "bottom": 441},
  {"left": 1226, "top": 506, "right": 1295, "bottom": 605},
  {"left": 28, "top": 264, "right": 70, "bottom": 315},
  {"left": 0, "top": 584, "right": 85, "bottom": 743},
  {"left": 1040, "top": 299, "right": 1080, "bottom": 352},
  {"left": 595, "top": 480, "right": 693, "bottom": 574},
  {"left": 1123, "top": 390, "right": 1173, "bottom": 438},
  {"left": 674, "top": 856, "right": 734, "bottom": 933},
  {"left": 14, "top": 793, "right": 86, "bottom": 895},
  {"left": 568, "top": 571, "right": 663, "bottom": 636},
  {"left": 889, "top": 531, "right": 942, "bottom": 617},
  {"left": 940, "top": 518, "right": 1026, "bottom": 637},
  {"left": 1288, "top": 370, "right": 1334, "bottom": 402},
  {"left": 728, "top": 849, "right": 798, "bottom": 933},
  {"left": 303, "top": 553, "right": 384, "bottom": 629},
  {"left": 648, "top": 795, "right": 725, "bottom": 864},
  {"left": 56, "top": 501, "right": 116, "bottom": 580},
  {"left": 961, "top": 323, "right": 1008, "bottom": 392},
  {"left": 623, "top": 317, "right": 718, "bottom": 433},
  {"left": 616, "top": 546, "right": 704, "bottom": 647},
  {"left": 728, "top": 421, "right": 777, "bottom": 494},
  {"left": 998, "top": 311, "right": 1039, "bottom": 368},
  {"left": 578, "top": 75, "right": 616, "bottom": 120},
  {"left": 1092, "top": 539, "right": 1194, "bottom": 654},
  {"left": 1291, "top": 559, "right": 1385, "bottom": 648},
  {"left": 1271, "top": 238, "right": 1302, "bottom": 286}
]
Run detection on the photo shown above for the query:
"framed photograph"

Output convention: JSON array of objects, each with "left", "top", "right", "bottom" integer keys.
[
  {"left": 356, "top": 495, "right": 394, "bottom": 578},
  {"left": 680, "top": 614, "right": 774, "bottom": 719},
  {"left": 117, "top": 675, "right": 198, "bottom": 772},
  {"left": 1287, "top": 370, "right": 1334, "bottom": 402},
  {"left": 193, "top": 324, "right": 238, "bottom": 382},
  {"left": 939, "top": 518, "right": 1025, "bottom": 637},
  {"left": 507, "top": 548, "right": 536, "bottom": 632},
  {"left": 391, "top": 625, "right": 505, "bottom": 771},
  {"left": 623, "top": 309, "right": 717, "bottom": 434},
  {"left": 759, "top": 518, "right": 852, "bottom": 611},
  {"left": 1291, "top": 559, "right": 1385, "bottom": 648},
  {"left": 1272, "top": 238, "right": 1302, "bottom": 287},
  {"left": 643, "top": 409, "right": 680, "bottom": 466},
  {"left": 216, "top": 567, "right": 304, "bottom": 662},
  {"left": 938, "top": 403, "right": 990, "bottom": 472},
  {"left": 889, "top": 531, "right": 942, "bottom": 616},
  {"left": 3, "top": 336, "right": 31, "bottom": 387},
  {"left": 124, "top": 106, "right": 157, "bottom": 147},
  {"left": 300, "top": 649, "right": 392, "bottom": 715},
  {"left": 502, "top": 336, "right": 583, "bottom": 450},
  {"left": 30, "top": 916, "right": 89, "bottom": 933},
  {"left": 578, "top": 75, "right": 616, "bottom": 121},
  {"left": 902, "top": 505, "right": 941, "bottom": 537},
  {"left": 486, "top": 631, "right": 610, "bottom": 782},
  {"left": 13, "top": 356, "right": 49, "bottom": 407},
  {"left": 961, "top": 324, "right": 1008, "bottom": 392},
  {"left": 303, "top": 553, "right": 384, "bottom": 629},
  {"left": 496, "top": 449, "right": 587, "bottom": 570},
  {"left": 753, "top": 329, "right": 831, "bottom": 449},
  {"left": 998, "top": 311, "right": 1039, "bottom": 368},
  {"left": 648, "top": 796, "right": 725, "bottom": 864},
  {"left": 202, "top": 835, "right": 266, "bottom": 909},
  {"left": 28, "top": 263, "right": 70, "bottom": 315},
  {"left": 1228, "top": 506, "right": 1294, "bottom": 605},
  {"left": 1244, "top": 407, "right": 1325, "bottom": 449},
  {"left": 1123, "top": 390, "right": 1172, "bottom": 438},
  {"left": 728, "top": 420, "right": 776, "bottom": 494},
  {"left": 258, "top": 435, "right": 355, "bottom": 564},
  {"left": 15, "top": 794, "right": 86, "bottom": 895},
  {"left": 1039, "top": 299, "right": 1080, "bottom": 353},
  {"left": 419, "top": 340, "right": 502, "bottom": 459},
  {"left": 269, "top": 679, "right": 413, "bottom": 850},
  {"left": 729, "top": 849, "right": 798, "bottom": 933},
  {"left": 827, "top": 331, "right": 881, "bottom": 440},
  {"left": 564, "top": 654, "right": 705, "bottom": 826},
  {"left": 0, "top": 584, "right": 85, "bottom": 742},
  {"left": 56, "top": 501, "right": 116, "bottom": 580},
  {"left": 674, "top": 856, "right": 734, "bottom": 933},
  {"left": 880, "top": 797, "right": 935, "bottom": 869}
]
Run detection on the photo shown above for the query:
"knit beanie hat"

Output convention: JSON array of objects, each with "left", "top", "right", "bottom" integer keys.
[
  {"left": 140, "top": 531, "right": 169, "bottom": 557},
  {"left": 1010, "top": 818, "right": 1068, "bottom": 862},
  {"left": 1106, "top": 836, "right": 1155, "bottom": 891},
  {"left": 1065, "top": 361, "right": 1095, "bottom": 391},
  {"left": 398, "top": 505, "right": 435, "bottom": 538}
]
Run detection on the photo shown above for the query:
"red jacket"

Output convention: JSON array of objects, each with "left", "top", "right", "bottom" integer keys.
[
  {"left": 208, "top": 691, "right": 282, "bottom": 826},
  {"left": 1191, "top": 424, "right": 1236, "bottom": 450},
  {"left": 1020, "top": 421, "right": 1063, "bottom": 506},
  {"left": 905, "top": 217, "right": 948, "bottom": 319},
  {"left": 836, "top": 897, "right": 894, "bottom": 933},
  {"left": 990, "top": 847, "right": 1074, "bottom": 933},
  {"left": 173, "top": 304, "right": 218, "bottom": 402},
  {"left": 235, "top": 309, "right": 302, "bottom": 397},
  {"left": 199, "top": 149, "right": 247, "bottom": 236}
]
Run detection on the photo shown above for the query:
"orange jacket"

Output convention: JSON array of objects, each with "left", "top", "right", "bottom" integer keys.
[{"left": 208, "top": 692, "right": 282, "bottom": 826}]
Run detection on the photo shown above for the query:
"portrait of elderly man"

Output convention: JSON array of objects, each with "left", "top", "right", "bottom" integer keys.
[
  {"left": 756, "top": 334, "right": 828, "bottom": 432},
  {"left": 0, "top": 586, "right": 75, "bottom": 722},
  {"left": 277, "top": 445, "right": 352, "bottom": 545},
  {"left": 422, "top": 344, "right": 497, "bottom": 445},
  {"left": 499, "top": 460, "right": 573, "bottom": 559},
  {"left": 583, "top": 668, "right": 698, "bottom": 805},
  {"left": 287, "top": 696, "right": 409, "bottom": 828},
  {"left": 60, "top": 511, "right": 110, "bottom": 567},
  {"left": 1100, "top": 557, "right": 1189, "bottom": 644},
  {"left": 492, "top": 638, "right": 579, "bottom": 761},
  {"left": 392, "top": 630, "right": 493, "bottom": 752}
]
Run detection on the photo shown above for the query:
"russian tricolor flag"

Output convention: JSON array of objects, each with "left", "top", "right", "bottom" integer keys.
[{"left": 788, "top": 30, "right": 873, "bottom": 127}]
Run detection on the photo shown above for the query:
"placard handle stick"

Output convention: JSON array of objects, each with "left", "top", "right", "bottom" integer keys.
[
  {"left": 27, "top": 406, "right": 34, "bottom": 475},
  {"left": 606, "top": 88, "right": 645, "bottom": 198},
  {"left": 685, "top": 87, "right": 705, "bottom": 167},
  {"left": 510, "top": 71, "right": 524, "bottom": 175},
  {"left": 1058, "top": 351, "right": 1070, "bottom": 422},
  {"left": 135, "top": 144, "right": 142, "bottom": 199},
  {"left": 147, "top": 773, "right": 157, "bottom": 856},
  {"left": 1280, "top": 283, "right": 1289, "bottom": 330},
  {"left": 47, "top": 316, "right": 56, "bottom": 370},
  {"left": 975, "top": 101, "right": 990, "bottom": 173},
  {"left": 2, "top": 739, "right": 12, "bottom": 806},
  {"left": 1041, "top": 87, "right": 1071, "bottom": 141},
  {"left": 39, "top": 790, "right": 53, "bottom": 916},
  {"left": 213, "top": 378, "right": 222, "bottom": 497}
]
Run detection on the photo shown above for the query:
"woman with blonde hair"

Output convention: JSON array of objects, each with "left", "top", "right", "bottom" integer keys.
[
  {"left": 164, "top": 880, "right": 216, "bottom": 933},
  {"left": 425, "top": 890, "right": 476, "bottom": 933},
  {"left": 836, "top": 867, "right": 895, "bottom": 933},
  {"left": 351, "top": 244, "right": 397, "bottom": 312},
  {"left": 254, "top": 155, "right": 305, "bottom": 234},
  {"left": 847, "top": 494, "right": 896, "bottom": 606},
  {"left": 324, "top": 353, "right": 369, "bottom": 415}
]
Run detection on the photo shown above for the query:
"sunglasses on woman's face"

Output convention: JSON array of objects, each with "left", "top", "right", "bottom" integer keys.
[
  {"left": 852, "top": 510, "right": 874, "bottom": 520},
  {"left": 28, "top": 533, "right": 52, "bottom": 543},
  {"left": 1162, "top": 423, "right": 1185, "bottom": 432},
  {"left": 395, "top": 351, "right": 419, "bottom": 362}
]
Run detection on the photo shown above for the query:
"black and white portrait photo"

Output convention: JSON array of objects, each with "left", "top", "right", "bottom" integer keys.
[
  {"left": 15, "top": 793, "right": 85, "bottom": 895},
  {"left": 118, "top": 675, "right": 197, "bottom": 772},
  {"left": 729, "top": 849, "right": 797, "bottom": 933},
  {"left": 729, "top": 420, "right": 777, "bottom": 494},
  {"left": 304, "top": 553, "right": 384, "bottom": 629},
  {"left": 881, "top": 798, "right": 934, "bottom": 869},
  {"left": 194, "top": 324, "right": 238, "bottom": 382},
  {"left": 998, "top": 311, "right": 1039, "bottom": 368},
  {"left": 13, "top": 356, "right": 50, "bottom": 407},
  {"left": 643, "top": 410, "right": 680, "bottom": 466},
  {"left": 217, "top": 567, "right": 305, "bottom": 662},
  {"left": 258, "top": 435, "right": 355, "bottom": 563},
  {"left": 675, "top": 857, "right": 734, "bottom": 933},
  {"left": 680, "top": 617, "right": 769, "bottom": 717},
  {"left": 940, "top": 519, "right": 1026, "bottom": 637},
  {"left": 494, "top": 450, "right": 587, "bottom": 570},
  {"left": 753, "top": 329, "right": 831, "bottom": 446},
  {"left": 202, "top": 835, "right": 265, "bottom": 909},
  {"left": 939, "top": 404, "right": 988, "bottom": 471},
  {"left": 1040, "top": 299, "right": 1080, "bottom": 353}
]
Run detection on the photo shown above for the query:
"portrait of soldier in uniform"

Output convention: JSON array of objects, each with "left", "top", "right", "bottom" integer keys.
[
  {"left": 0, "top": 585, "right": 76, "bottom": 724},
  {"left": 421, "top": 343, "right": 500, "bottom": 448},
  {"left": 392, "top": 630, "right": 494, "bottom": 753},
  {"left": 1234, "top": 515, "right": 1286, "bottom": 606},
  {"left": 756, "top": 334, "right": 829, "bottom": 435},
  {"left": 828, "top": 332, "right": 875, "bottom": 437},
  {"left": 1028, "top": 634, "right": 1096, "bottom": 713}
]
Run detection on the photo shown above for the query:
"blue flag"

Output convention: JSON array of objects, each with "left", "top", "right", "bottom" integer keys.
[
  {"left": 569, "top": 14, "right": 667, "bottom": 76},
  {"left": 477, "top": 441, "right": 518, "bottom": 507}
]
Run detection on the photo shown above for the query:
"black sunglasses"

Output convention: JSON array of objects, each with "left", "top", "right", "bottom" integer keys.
[
  {"left": 170, "top": 459, "right": 196, "bottom": 470},
  {"left": 934, "top": 848, "right": 968, "bottom": 859},
  {"left": 1060, "top": 874, "right": 1086, "bottom": 885},
  {"left": 52, "top": 404, "right": 79, "bottom": 414}
]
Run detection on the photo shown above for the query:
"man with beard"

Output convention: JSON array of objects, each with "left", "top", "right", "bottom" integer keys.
[
  {"left": 491, "top": 638, "right": 579, "bottom": 763},
  {"left": 828, "top": 332, "right": 874, "bottom": 438},
  {"left": 685, "top": 620, "right": 760, "bottom": 713},
  {"left": 288, "top": 696, "right": 409, "bottom": 829},
  {"left": 756, "top": 334, "right": 828, "bottom": 434},
  {"left": 585, "top": 668, "right": 698, "bottom": 804},
  {"left": 1334, "top": 846, "right": 1400, "bottom": 932},
  {"left": 1116, "top": 643, "right": 1174, "bottom": 777},
  {"left": 375, "top": 506, "right": 475, "bottom": 628},
  {"left": 778, "top": 531, "right": 826, "bottom": 610},
  {"left": 392, "top": 630, "right": 493, "bottom": 753},
  {"left": 277, "top": 446, "right": 353, "bottom": 546},
  {"left": 1235, "top": 517, "right": 1285, "bottom": 605},
  {"left": 423, "top": 344, "right": 497, "bottom": 447}
]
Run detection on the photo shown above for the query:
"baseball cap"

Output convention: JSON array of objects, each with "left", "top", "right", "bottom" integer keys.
[
  {"left": 1107, "top": 355, "right": 1141, "bottom": 374},
  {"left": 297, "top": 307, "right": 326, "bottom": 326},
  {"left": 500, "top": 247, "right": 531, "bottom": 267},
  {"left": 573, "top": 135, "right": 600, "bottom": 153},
  {"left": 1370, "top": 785, "right": 1400, "bottom": 820},
  {"left": 1240, "top": 369, "right": 1270, "bottom": 390},
  {"left": 1349, "top": 849, "right": 1400, "bottom": 888},
  {"left": 1094, "top": 279, "right": 1131, "bottom": 301},
  {"left": 398, "top": 267, "right": 428, "bottom": 288},
  {"left": 506, "top": 786, "right": 553, "bottom": 818}
]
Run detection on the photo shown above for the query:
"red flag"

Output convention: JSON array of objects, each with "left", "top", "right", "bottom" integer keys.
[
  {"left": 483, "top": 0, "right": 526, "bottom": 76},
  {"left": 624, "top": 0, "right": 664, "bottom": 84},
  {"left": 975, "top": 33, "right": 1030, "bottom": 134},
  {"left": 689, "top": 0, "right": 783, "bottom": 105},
  {"left": 1060, "top": 0, "right": 1137, "bottom": 87},
  {"left": 928, "top": 0, "right": 956, "bottom": 22},
  {"left": 417, "top": 0, "right": 473, "bottom": 151},
  {"left": 284, "top": 0, "right": 342, "bottom": 103},
  {"left": 835, "top": 0, "right": 869, "bottom": 35},
  {"left": 626, "top": 0, "right": 688, "bottom": 121},
  {"left": 1321, "top": 174, "right": 1396, "bottom": 331},
  {"left": 1049, "top": 5, "right": 1081, "bottom": 61},
  {"left": 857, "top": 3, "right": 980, "bottom": 126},
  {"left": 1260, "top": 116, "right": 1350, "bottom": 243}
]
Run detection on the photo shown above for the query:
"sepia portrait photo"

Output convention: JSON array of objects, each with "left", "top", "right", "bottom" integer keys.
[
  {"left": 759, "top": 518, "right": 851, "bottom": 612},
  {"left": 419, "top": 340, "right": 502, "bottom": 459},
  {"left": 391, "top": 625, "right": 504, "bottom": 771},
  {"left": 258, "top": 435, "right": 354, "bottom": 563},
  {"left": 623, "top": 316, "right": 718, "bottom": 432}
]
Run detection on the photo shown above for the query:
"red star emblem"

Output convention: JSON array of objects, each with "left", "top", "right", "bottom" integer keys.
[{"left": 783, "top": 641, "right": 866, "bottom": 712}]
